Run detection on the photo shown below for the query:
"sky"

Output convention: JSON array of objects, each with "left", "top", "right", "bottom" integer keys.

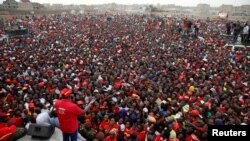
[{"left": 0, "top": 0, "right": 250, "bottom": 7}]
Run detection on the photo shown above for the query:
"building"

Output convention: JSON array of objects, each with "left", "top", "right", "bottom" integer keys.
[
  {"left": 1, "top": 0, "right": 18, "bottom": 10},
  {"left": 48, "top": 4, "right": 64, "bottom": 10},
  {"left": 218, "top": 5, "right": 234, "bottom": 14},
  {"left": 32, "top": 2, "right": 44, "bottom": 10},
  {"left": 230, "top": 5, "right": 250, "bottom": 21},
  {"left": 42, "top": 3, "right": 50, "bottom": 7},
  {"left": 0, "top": 0, "right": 43, "bottom": 11},
  {"left": 193, "top": 4, "right": 211, "bottom": 18},
  {"left": 18, "top": 1, "right": 33, "bottom": 11}
]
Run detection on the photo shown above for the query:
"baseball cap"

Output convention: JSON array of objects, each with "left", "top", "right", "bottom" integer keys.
[
  {"left": 61, "top": 88, "right": 72, "bottom": 97},
  {"left": 77, "top": 100, "right": 84, "bottom": 105}
]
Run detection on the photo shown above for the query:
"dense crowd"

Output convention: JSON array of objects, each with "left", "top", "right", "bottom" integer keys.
[{"left": 0, "top": 14, "right": 249, "bottom": 141}]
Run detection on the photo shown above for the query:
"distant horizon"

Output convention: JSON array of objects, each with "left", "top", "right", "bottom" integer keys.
[{"left": 0, "top": 0, "right": 250, "bottom": 7}]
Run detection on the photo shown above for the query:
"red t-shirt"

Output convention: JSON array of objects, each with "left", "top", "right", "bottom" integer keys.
[
  {"left": 55, "top": 99, "right": 83, "bottom": 133},
  {"left": 106, "top": 135, "right": 117, "bottom": 141},
  {"left": 8, "top": 117, "right": 23, "bottom": 127},
  {"left": 99, "top": 120, "right": 109, "bottom": 130},
  {"left": 186, "top": 135, "right": 193, "bottom": 141},
  {"left": 104, "top": 124, "right": 120, "bottom": 133},
  {"left": 137, "top": 130, "right": 146, "bottom": 141},
  {"left": 0, "top": 125, "right": 16, "bottom": 141},
  {"left": 154, "top": 134, "right": 163, "bottom": 141},
  {"left": 124, "top": 127, "right": 133, "bottom": 138},
  {"left": 0, "top": 122, "right": 7, "bottom": 129}
]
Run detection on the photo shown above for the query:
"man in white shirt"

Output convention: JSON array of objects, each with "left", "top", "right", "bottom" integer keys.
[
  {"left": 35, "top": 107, "right": 86, "bottom": 141},
  {"left": 35, "top": 107, "right": 59, "bottom": 126},
  {"left": 242, "top": 23, "right": 249, "bottom": 45}
]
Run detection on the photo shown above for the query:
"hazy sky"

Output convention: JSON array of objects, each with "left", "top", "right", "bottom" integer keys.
[{"left": 0, "top": 0, "right": 250, "bottom": 7}]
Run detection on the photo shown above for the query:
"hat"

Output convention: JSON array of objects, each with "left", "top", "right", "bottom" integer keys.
[
  {"left": 173, "top": 122, "right": 180, "bottom": 131},
  {"left": 169, "top": 130, "right": 177, "bottom": 139},
  {"left": 22, "top": 86, "right": 28, "bottom": 90},
  {"left": 7, "top": 109, "right": 13, "bottom": 113},
  {"left": 5, "top": 79, "right": 11, "bottom": 83},
  {"left": 120, "top": 124, "right": 125, "bottom": 131},
  {"left": 191, "top": 110, "right": 199, "bottom": 116},
  {"left": 38, "top": 82, "right": 45, "bottom": 87},
  {"left": 187, "top": 91, "right": 193, "bottom": 96},
  {"left": 178, "top": 96, "right": 184, "bottom": 100},
  {"left": 184, "top": 96, "right": 189, "bottom": 100},
  {"left": 61, "top": 88, "right": 72, "bottom": 97},
  {"left": 143, "top": 107, "right": 148, "bottom": 113},
  {"left": 182, "top": 104, "right": 189, "bottom": 113},
  {"left": 162, "top": 100, "right": 167, "bottom": 104},
  {"left": 29, "top": 102, "right": 35, "bottom": 109},
  {"left": 112, "top": 97, "right": 117, "bottom": 102},
  {"left": 39, "top": 98, "right": 46, "bottom": 104},
  {"left": 77, "top": 100, "right": 84, "bottom": 105}
]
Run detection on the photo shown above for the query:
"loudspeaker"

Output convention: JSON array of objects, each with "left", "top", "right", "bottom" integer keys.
[{"left": 27, "top": 124, "right": 55, "bottom": 139}]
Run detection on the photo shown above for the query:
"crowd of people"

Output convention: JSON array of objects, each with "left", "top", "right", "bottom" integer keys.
[{"left": 0, "top": 14, "right": 249, "bottom": 141}]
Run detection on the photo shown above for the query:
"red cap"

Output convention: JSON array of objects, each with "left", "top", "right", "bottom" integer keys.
[
  {"left": 77, "top": 100, "right": 84, "bottom": 105},
  {"left": 12, "top": 80, "right": 18, "bottom": 84},
  {"left": 29, "top": 102, "right": 35, "bottom": 109},
  {"left": 47, "top": 69, "right": 53, "bottom": 73},
  {"left": 191, "top": 110, "right": 199, "bottom": 116},
  {"left": 61, "top": 88, "right": 72, "bottom": 97},
  {"left": 7, "top": 109, "right": 13, "bottom": 113},
  {"left": 187, "top": 91, "right": 193, "bottom": 96},
  {"left": 178, "top": 96, "right": 184, "bottom": 100},
  {"left": 173, "top": 122, "right": 180, "bottom": 131},
  {"left": 38, "top": 82, "right": 45, "bottom": 87},
  {"left": 113, "top": 107, "right": 119, "bottom": 113},
  {"left": 184, "top": 96, "right": 189, "bottom": 100},
  {"left": 5, "top": 79, "right": 11, "bottom": 83}
]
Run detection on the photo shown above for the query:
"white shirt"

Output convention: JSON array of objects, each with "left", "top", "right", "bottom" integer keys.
[
  {"left": 243, "top": 25, "right": 249, "bottom": 34},
  {"left": 36, "top": 112, "right": 51, "bottom": 125}
]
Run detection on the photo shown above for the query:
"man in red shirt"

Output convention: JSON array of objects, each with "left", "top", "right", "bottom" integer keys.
[
  {"left": 99, "top": 115, "right": 110, "bottom": 131},
  {"left": 104, "top": 118, "right": 120, "bottom": 135},
  {"left": 105, "top": 129, "right": 117, "bottom": 141},
  {"left": 55, "top": 88, "right": 94, "bottom": 141},
  {"left": 0, "top": 125, "right": 16, "bottom": 141},
  {"left": 137, "top": 125, "right": 146, "bottom": 141}
]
